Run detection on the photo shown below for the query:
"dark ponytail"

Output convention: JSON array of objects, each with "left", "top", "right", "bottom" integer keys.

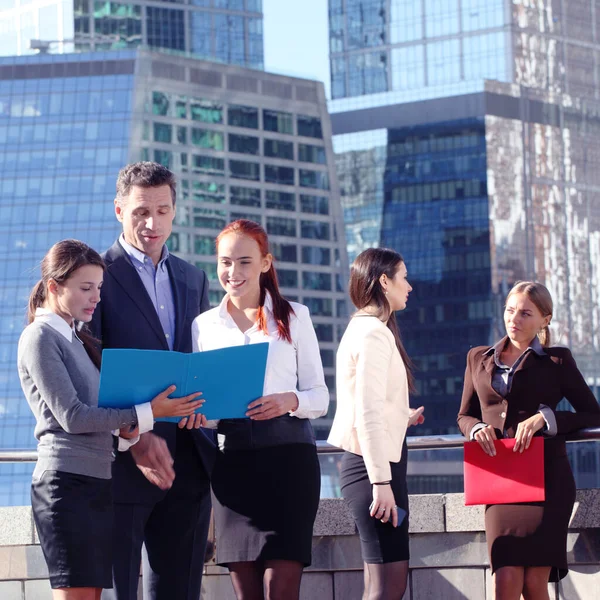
[
  {"left": 27, "top": 280, "right": 47, "bottom": 325},
  {"left": 216, "top": 219, "right": 294, "bottom": 342},
  {"left": 28, "top": 239, "right": 105, "bottom": 369}
]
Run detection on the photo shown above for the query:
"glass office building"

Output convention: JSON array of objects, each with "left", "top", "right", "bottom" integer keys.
[
  {"left": 0, "top": 49, "right": 348, "bottom": 505},
  {"left": 329, "top": 0, "right": 600, "bottom": 487},
  {"left": 0, "top": 0, "right": 264, "bottom": 70}
]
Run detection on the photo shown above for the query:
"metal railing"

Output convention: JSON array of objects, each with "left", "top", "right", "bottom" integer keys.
[
  {"left": 316, "top": 427, "right": 600, "bottom": 453},
  {"left": 1, "top": 428, "right": 599, "bottom": 462}
]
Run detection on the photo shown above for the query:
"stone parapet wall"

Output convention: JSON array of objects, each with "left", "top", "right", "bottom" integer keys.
[{"left": 1, "top": 492, "right": 599, "bottom": 599}]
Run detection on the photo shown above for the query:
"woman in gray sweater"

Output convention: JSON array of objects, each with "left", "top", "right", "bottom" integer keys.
[{"left": 17, "top": 239, "right": 203, "bottom": 599}]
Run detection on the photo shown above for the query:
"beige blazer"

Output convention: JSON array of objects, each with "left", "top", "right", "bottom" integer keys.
[{"left": 328, "top": 315, "right": 410, "bottom": 483}]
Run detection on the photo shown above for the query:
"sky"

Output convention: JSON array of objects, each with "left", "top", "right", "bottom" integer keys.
[{"left": 262, "top": 0, "right": 332, "bottom": 99}]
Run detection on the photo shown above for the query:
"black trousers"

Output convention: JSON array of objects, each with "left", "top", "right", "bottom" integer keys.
[{"left": 102, "top": 429, "right": 212, "bottom": 600}]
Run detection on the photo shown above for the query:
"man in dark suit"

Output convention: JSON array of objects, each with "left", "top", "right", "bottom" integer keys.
[{"left": 91, "top": 162, "right": 215, "bottom": 600}]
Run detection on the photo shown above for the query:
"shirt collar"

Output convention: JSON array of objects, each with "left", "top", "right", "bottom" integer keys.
[
  {"left": 483, "top": 335, "right": 546, "bottom": 359},
  {"left": 34, "top": 307, "right": 82, "bottom": 343},
  {"left": 217, "top": 291, "right": 274, "bottom": 322},
  {"left": 119, "top": 234, "right": 169, "bottom": 268}
]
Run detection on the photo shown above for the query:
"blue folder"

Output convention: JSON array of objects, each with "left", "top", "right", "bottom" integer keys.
[{"left": 98, "top": 343, "right": 269, "bottom": 421}]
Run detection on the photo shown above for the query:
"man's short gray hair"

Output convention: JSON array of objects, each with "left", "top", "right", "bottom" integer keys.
[{"left": 115, "top": 162, "right": 177, "bottom": 206}]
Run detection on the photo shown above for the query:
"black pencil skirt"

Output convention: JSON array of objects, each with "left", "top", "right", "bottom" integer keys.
[
  {"left": 31, "top": 470, "right": 113, "bottom": 589},
  {"left": 340, "top": 442, "right": 410, "bottom": 564},
  {"left": 211, "top": 443, "right": 321, "bottom": 567}
]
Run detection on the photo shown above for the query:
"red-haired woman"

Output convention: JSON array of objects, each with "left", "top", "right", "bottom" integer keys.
[{"left": 188, "top": 220, "right": 329, "bottom": 600}]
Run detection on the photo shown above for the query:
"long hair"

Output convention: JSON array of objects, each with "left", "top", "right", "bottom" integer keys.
[
  {"left": 349, "top": 247, "right": 415, "bottom": 393},
  {"left": 216, "top": 220, "right": 294, "bottom": 343},
  {"left": 506, "top": 281, "right": 553, "bottom": 347},
  {"left": 28, "top": 239, "right": 105, "bottom": 368}
]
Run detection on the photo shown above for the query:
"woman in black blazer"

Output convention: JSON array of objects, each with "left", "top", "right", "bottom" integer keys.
[{"left": 457, "top": 281, "right": 600, "bottom": 600}]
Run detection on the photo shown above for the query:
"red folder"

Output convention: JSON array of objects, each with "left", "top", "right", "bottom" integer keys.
[{"left": 463, "top": 437, "right": 545, "bottom": 506}]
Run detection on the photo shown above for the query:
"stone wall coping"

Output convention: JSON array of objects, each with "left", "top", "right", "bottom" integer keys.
[{"left": 0, "top": 489, "right": 598, "bottom": 548}]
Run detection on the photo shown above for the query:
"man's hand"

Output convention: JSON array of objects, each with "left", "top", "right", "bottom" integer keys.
[{"left": 130, "top": 432, "right": 175, "bottom": 490}]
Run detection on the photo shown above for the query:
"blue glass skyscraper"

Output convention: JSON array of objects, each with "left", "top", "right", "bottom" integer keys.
[{"left": 329, "top": 0, "right": 600, "bottom": 472}]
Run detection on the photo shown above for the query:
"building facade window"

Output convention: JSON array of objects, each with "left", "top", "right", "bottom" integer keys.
[
  {"left": 229, "top": 133, "right": 259, "bottom": 155},
  {"left": 302, "top": 246, "right": 331, "bottom": 265},
  {"left": 230, "top": 185, "right": 261, "bottom": 206},
  {"left": 229, "top": 159, "right": 260, "bottom": 180},
  {"left": 278, "top": 268, "right": 299, "bottom": 287},
  {"left": 298, "top": 143, "right": 326, "bottom": 164},
  {"left": 303, "top": 297, "right": 333, "bottom": 316},
  {"left": 153, "top": 122, "right": 172, "bottom": 143},
  {"left": 266, "top": 216, "right": 297, "bottom": 236},
  {"left": 314, "top": 323, "right": 334, "bottom": 342},
  {"left": 191, "top": 128, "right": 224, "bottom": 150},
  {"left": 301, "top": 220, "right": 330, "bottom": 240},
  {"left": 228, "top": 104, "right": 259, "bottom": 129},
  {"left": 271, "top": 242, "right": 297, "bottom": 262},
  {"left": 192, "top": 181, "right": 225, "bottom": 203},
  {"left": 303, "top": 271, "right": 332, "bottom": 291},
  {"left": 297, "top": 115, "right": 323, "bottom": 138},
  {"left": 299, "top": 169, "right": 329, "bottom": 190},
  {"left": 300, "top": 194, "right": 329, "bottom": 214},
  {"left": 263, "top": 109, "right": 293, "bottom": 134},
  {"left": 265, "top": 165, "right": 295, "bottom": 186},
  {"left": 192, "top": 154, "right": 225, "bottom": 175},
  {"left": 265, "top": 190, "right": 296, "bottom": 211},
  {"left": 264, "top": 139, "right": 294, "bottom": 160},
  {"left": 190, "top": 99, "right": 223, "bottom": 124}
]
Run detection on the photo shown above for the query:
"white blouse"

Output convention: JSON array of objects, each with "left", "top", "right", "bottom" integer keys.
[{"left": 191, "top": 293, "right": 329, "bottom": 420}]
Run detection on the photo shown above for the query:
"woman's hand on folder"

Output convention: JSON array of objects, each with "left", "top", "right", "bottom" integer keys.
[
  {"left": 246, "top": 392, "right": 299, "bottom": 420},
  {"left": 513, "top": 414, "right": 545, "bottom": 453},
  {"left": 178, "top": 413, "right": 208, "bottom": 429},
  {"left": 473, "top": 424, "right": 498, "bottom": 456},
  {"left": 150, "top": 385, "right": 204, "bottom": 419}
]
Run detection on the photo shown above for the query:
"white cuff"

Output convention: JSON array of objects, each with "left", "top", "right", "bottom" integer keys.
[
  {"left": 287, "top": 391, "right": 306, "bottom": 419},
  {"left": 134, "top": 402, "right": 154, "bottom": 434},
  {"left": 111, "top": 403, "right": 154, "bottom": 452},
  {"left": 469, "top": 422, "right": 488, "bottom": 440},
  {"left": 117, "top": 434, "right": 140, "bottom": 451},
  {"left": 538, "top": 405, "right": 557, "bottom": 437}
]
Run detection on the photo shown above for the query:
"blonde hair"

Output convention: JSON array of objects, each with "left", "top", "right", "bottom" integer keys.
[{"left": 506, "top": 281, "right": 553, "bottom": 347}]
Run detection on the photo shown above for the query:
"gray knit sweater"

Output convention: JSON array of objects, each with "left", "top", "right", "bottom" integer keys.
[{"left": 18, "top": 318, "right": 138, "bottom": 479}]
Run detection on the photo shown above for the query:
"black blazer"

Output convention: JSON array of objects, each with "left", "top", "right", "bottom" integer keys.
[
  {"left": 457, "top": 337, "right": 600, "bottom": 441},
  {"left": 90, "top": 240, "right": 216, "bottom": 503}
]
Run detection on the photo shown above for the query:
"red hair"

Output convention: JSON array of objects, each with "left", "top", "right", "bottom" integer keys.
[{"left": 216, "top": 219, "right": 294, "bottom": 343}]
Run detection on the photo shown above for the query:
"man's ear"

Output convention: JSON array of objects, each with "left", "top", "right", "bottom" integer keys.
[{"left": 114, "top": 198, "right": 123, "bottom": 222}]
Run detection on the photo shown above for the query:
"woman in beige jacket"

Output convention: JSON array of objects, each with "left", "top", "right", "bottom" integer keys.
[{"left": 328, "top": 248, "right": 424, "bottom": 600}]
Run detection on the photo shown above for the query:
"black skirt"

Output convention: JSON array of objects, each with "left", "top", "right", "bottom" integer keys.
[
  {"left": 211, "top": 443, "right": 320, "bottom": 567},
  {"left": 31, "top": 470, "right": 113, "bottom": 589},
  {"left": 340, "top": 442, "right": 410, "bottom": 564}
]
